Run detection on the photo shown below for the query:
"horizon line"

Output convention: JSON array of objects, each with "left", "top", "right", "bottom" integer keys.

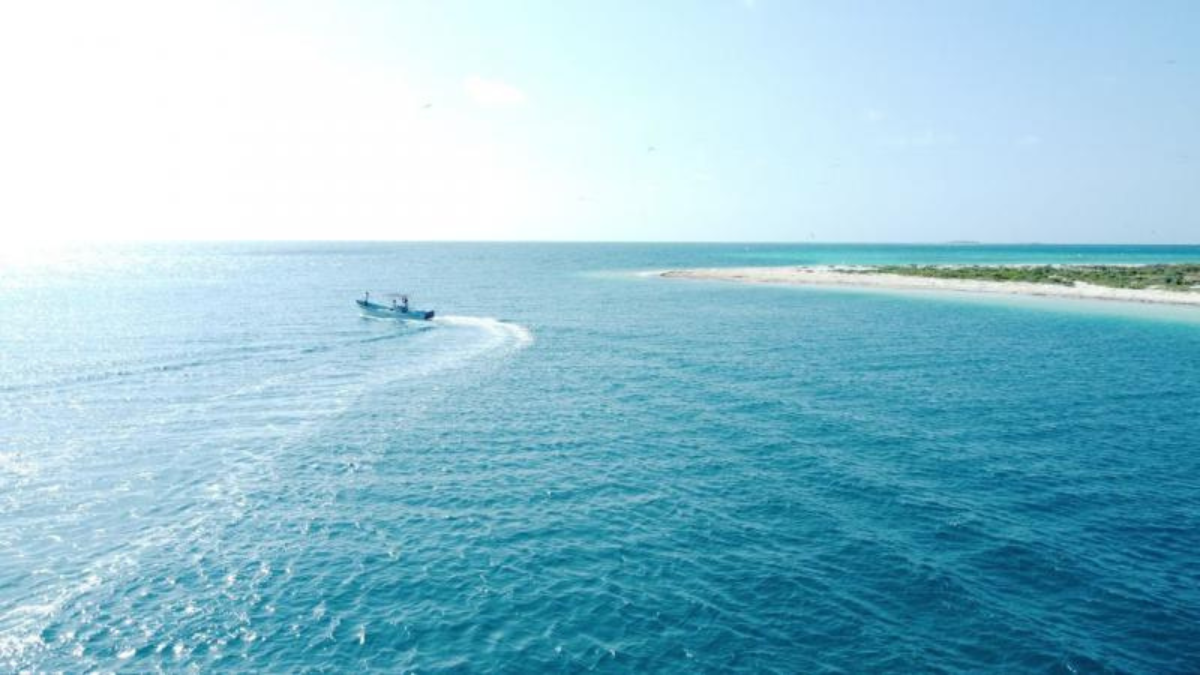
[{"left": 19, "top": 238, "right": 1200, "bottom": 247}]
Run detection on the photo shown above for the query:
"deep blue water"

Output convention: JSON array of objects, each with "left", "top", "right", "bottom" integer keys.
[{"left": 2, "top": 243, "right": 1200, "bottom": 672}]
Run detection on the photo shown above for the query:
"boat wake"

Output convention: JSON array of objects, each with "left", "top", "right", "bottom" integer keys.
[{"left": 433, "top": 315, "right": 534, "bottom": 349}]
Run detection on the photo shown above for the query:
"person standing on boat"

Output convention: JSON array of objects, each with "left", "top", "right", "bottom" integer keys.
[{"left": 401, "top": 295, "right": 409, "bottom": 312}]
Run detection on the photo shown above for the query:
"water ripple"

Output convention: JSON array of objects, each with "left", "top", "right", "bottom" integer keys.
[{"left": 2, "top": 244, "right": 1199, "bottom": 671}]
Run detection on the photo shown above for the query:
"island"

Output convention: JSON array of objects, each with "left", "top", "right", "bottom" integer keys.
[{"left": 661, "top": 264, "right": 1200, "bottom": 307}]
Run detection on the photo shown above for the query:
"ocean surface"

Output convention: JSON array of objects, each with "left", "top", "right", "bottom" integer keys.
[{"left": 2, "top": 242, "right": 1200, "bottom": 672}]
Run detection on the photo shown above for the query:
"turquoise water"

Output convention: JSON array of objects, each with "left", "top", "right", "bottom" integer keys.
[{"left": 2, "top": 243, "right": 1200, "bottom": 672}]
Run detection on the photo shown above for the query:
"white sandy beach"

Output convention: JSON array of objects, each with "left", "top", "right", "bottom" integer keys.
[{"left": 662, "top": 266, "right": 1200, "bottom": 307}]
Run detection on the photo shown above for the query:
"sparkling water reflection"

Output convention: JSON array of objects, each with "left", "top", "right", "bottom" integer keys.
[{"left": 2, "top": 243, "right": 1199, "bottom": 671}]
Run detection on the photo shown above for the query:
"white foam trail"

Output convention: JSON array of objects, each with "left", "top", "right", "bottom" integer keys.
[
  {"left": 0, "top": 572, "right": 102, "bottom": 663},
  {"left": 434, "top": 315, "right": 534, "bottom": 349},
  {"left": 103, "top": 314, "right": 534, "bottom": 486}
]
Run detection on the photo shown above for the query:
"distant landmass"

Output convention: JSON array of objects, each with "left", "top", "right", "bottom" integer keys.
[{"left": 662, "top": 264, "right": 1200, "bottom": 307}]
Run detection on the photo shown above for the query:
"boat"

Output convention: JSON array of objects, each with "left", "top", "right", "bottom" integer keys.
[{"left": 356, "top": 292, "right": 436, "bottom": 321}]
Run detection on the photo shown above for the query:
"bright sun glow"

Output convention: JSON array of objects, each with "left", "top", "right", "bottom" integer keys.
[{"left": 0, "top": 1, "right": 540, "bottom": 246}]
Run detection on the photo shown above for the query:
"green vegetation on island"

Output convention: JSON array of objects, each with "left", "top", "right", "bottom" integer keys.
[{"left": 859, "top": 264, "right": 1200, "bottom": 292}]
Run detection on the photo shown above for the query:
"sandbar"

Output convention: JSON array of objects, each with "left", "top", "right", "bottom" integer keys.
[{"left": 661, "top": 266, "right": 1200, "bottom": 307}]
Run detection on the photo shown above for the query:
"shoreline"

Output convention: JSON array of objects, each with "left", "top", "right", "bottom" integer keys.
[{"left": 660, "top": 266, "right": 1200, "bottom": 307}]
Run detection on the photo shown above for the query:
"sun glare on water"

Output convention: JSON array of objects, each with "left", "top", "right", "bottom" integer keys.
[{"left": 0, "top": 237, "right": 111, "bottom": 282}]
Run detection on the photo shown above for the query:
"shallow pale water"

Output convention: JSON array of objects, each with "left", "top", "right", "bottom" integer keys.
[{"left": 2, "top": 243, "right": 1200, "bottom": 672}]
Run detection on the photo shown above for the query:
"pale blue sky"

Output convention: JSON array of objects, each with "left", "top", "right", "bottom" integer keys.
[{"left": 1, "top": 1, "right": 1197, "bottom": 243}]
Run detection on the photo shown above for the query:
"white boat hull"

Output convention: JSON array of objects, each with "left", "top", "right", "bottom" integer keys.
[{"left": 357, "top": 300, "right": 435, "bottom": 321}]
